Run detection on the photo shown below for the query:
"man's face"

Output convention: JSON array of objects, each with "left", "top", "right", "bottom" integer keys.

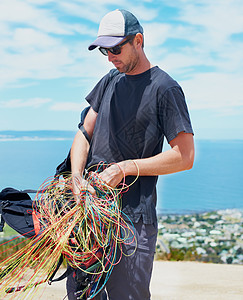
[{"left": 107, "top": 38, "right": 139, "bottom": 75}]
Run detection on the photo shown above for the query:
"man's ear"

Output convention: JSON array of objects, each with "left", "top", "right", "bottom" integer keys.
[{"left": 135, "top": 33, "right": 143, "bottom": 49}]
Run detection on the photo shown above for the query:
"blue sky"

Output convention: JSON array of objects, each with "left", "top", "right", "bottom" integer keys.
[{"left": 0, "top": 0, "right": 243, "bottom": 139}]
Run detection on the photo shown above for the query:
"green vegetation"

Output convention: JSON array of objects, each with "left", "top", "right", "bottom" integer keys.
[
  {"left": 0, "top": 225, "right": 30, "bottom": 260},
  {"left": 0, "top": 237, "right": 30, "bottom": 261},
  {"left": 2, "top": 224, "right": 18, "bottom": 237}
]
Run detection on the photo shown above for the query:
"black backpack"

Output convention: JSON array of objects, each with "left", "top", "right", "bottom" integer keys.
[{"left": 0, "top": 187, "right": 37, "bottom": 238}]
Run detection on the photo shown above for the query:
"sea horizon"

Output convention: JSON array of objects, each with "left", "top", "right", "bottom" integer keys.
[
  {"left": 1, "top": 130, "right": 243, "bottom": 142},
  {"left": 0, "top": 131, "right": 242, "bottom": 215}
]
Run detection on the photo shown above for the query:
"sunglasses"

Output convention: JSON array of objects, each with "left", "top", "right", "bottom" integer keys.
[{"left": 99, "top": 38, "right": 132, "bottom": 56}]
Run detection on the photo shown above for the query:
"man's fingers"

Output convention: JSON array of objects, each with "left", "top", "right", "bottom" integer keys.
[
  {"left": 72, "top": 174, "right": 96, "bottom": 197},
  {"left": 98, "top": 164, "right": 124, "bottom": 188},
  {"left": 86, "top": 184, "right": 96, "bottom": 195}
]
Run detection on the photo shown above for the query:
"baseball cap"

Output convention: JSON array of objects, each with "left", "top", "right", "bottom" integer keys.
[{"left": 88, "top": 9, "right": 143, "bottom": 51}]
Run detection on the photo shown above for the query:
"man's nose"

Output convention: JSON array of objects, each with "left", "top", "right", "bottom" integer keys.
[{"left": 107, "top": 51, "right": 115, "bottom": 62}]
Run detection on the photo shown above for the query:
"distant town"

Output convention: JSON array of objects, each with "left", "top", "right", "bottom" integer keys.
[{"left": 156, "top": 209, "right": 243, "bottom": 265}]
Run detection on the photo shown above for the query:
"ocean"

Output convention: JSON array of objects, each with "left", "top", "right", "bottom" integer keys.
[{"left": 0, "top": 137, "right": 242, "bottom": 214}]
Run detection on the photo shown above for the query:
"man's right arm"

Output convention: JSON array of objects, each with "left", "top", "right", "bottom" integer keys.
[{"left": 70, "top": 107, "right": 97, "bottom": 194}]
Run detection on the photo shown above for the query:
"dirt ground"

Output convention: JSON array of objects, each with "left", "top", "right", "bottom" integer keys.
[
  {"left": 5, "top": 261, "right": 243, "bottom": 299},
  {"left": 151, "top": 261, "right": 243, "bottom": 300}
]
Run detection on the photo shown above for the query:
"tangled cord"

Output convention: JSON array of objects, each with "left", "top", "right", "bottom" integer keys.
[{"left": 0, "top": 162, "right": 139, "bottom": 299}]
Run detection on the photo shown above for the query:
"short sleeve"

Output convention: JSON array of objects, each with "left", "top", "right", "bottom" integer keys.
[
  {"left": 158, "top": 86, "right": 194, "bottom": 143},
  {"left": 85, "top": 69, "right": 119, "bottom": 113},
  {"left": 77, "top": 106, "right": 90, "bottom": 128}
]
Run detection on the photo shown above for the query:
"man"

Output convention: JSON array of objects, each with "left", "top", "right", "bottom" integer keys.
[{"left": 68, "top": 9, "right": 194, "bottom": 300}]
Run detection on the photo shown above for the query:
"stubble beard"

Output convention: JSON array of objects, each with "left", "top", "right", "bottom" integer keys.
[{"left": 115, "top": 47, "right": 139, "bottom": 74}]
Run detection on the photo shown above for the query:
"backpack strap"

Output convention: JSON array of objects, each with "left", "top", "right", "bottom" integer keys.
[
  {"left": 0, "top": 214, "right": 5, "bottom": 232},
  {"left": 48, "top": 258, "right": 102, "bottom": 284},
  {"left": 48, "top": 255, "right": 68, "bottom": 284},
  {"left": 79, "top": 125, "right": 91, "bottom": 144},
  {"left": 48, "top": 266, "right": 73, "bottom": 284}
]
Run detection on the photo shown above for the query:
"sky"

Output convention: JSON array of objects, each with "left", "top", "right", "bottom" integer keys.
[{"left": 0, "top": 0, "right": 243, "bottom": 139}]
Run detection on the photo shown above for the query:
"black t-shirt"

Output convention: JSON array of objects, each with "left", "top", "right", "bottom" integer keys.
[{"left": 85, "top": 66, "right": 193, "bottom": 224}]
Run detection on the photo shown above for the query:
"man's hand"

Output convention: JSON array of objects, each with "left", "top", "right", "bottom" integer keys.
[
  {"left": 98, "top": 163, "right": 125, "bottom": 188},
  {"left": 72, "top": 173, "right": 96, "bottom": 203}
]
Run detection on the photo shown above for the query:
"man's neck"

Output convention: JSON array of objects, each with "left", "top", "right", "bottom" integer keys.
[{"left": 126, "top": 53, "right": 153, "bottom": 76}]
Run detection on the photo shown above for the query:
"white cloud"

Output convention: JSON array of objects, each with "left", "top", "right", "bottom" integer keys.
[
  {"left": 0, "top": 0, "right": 73, "bottom": 35},
  {"left": 10, "top": 28, "right": 58, "bottom": 49},
  {"left": 176, "top": 0, "right": 243, "bottom": 35},
  {"left": 181, "top": 72, "right": 243, "bottom": 111},
  {"left": 0, "top": 27, "right": 75, "bottom": 86},
  {"left": 163, "top": 0, "right": 243, "bottom": 54},
  {"left": 50, "top": 101, "right": 86, "bottom": 112},
  {"left": 0, "top": 0, "right": 112, "bottom": 86},
  {"left": 142, "top": 1, "right": 243, "bottom": 117},
  {"left": 126, "top": 5, "right": 158, "bottom": 22},
  {"left": 0, "top": 0, "right": 243, "bottom": 118},
  {"left": 26, "top": 0, "right": 55, "bottom": 4},
  {"left": 0, "top": 97, "right": 52, "bottom": 108},
  {"left": 69, "top": 24, "right": 97, "bottom": 36},
  {"left": 57, "top": 1, "right": 108, "bottom": 23},
  {"left": 144, "top": 23, "right": 172, "bottom": 47}
]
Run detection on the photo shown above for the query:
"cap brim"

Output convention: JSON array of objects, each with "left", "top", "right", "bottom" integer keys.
[{"left": 88, "top": 36, "right": 125, "bottom": 51}]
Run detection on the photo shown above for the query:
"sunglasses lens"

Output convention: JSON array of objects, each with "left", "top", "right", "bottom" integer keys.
[
  {"left": 109, "top": 46, "right": 121, "bottom": 55},
  {"left": 99, "top": 47, "right": 108, "bottom": 56},
  {"left": 99, "top": 38, "right": 131, "bottom": 56}
]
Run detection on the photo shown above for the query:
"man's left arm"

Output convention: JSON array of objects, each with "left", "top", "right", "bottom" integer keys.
[{"left": 99, "top": 131, "right": 194, "bottom": 187}]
